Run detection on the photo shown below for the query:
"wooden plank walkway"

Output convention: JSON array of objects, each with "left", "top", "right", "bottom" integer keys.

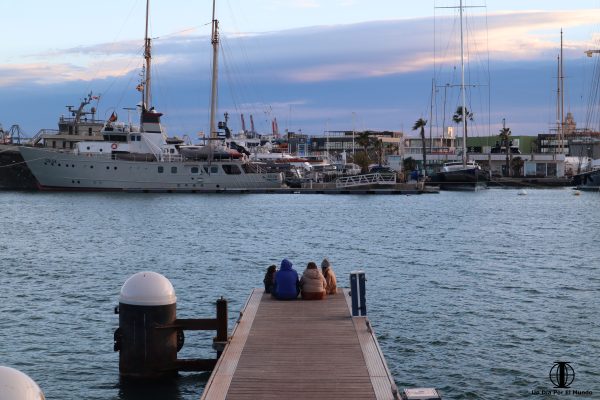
[{"left": 200, "top": 288, "right": 398, "bottom": 400}]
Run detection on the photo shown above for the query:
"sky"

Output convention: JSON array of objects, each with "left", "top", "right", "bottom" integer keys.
[{"left": 2, "top": 0, "right": 600, "bottom": 139}]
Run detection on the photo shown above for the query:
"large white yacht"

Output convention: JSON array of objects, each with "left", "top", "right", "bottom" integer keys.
[{"left": 19, "top": 0, "right": 283, "bottom": 192}]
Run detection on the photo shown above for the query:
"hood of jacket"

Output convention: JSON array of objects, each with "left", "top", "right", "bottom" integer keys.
[{"left": 280, "top": 259, "right": 293, "bottom": 271}]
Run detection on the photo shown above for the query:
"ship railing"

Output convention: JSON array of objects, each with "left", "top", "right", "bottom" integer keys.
[
  {"left": 30, "top": 129, "right": 59, "bottom": 145},
  {"left": 242, "top": 162, "right": 270, "bottom": 174},
  {"left": 335, "top": 172, "right": 396, "bottom": 188}
]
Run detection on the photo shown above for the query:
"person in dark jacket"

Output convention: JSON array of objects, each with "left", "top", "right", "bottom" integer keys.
[
  {"left": 263, "top": 264, "right": 277, "bottom": 294},
  {"left": 273, "top": 259, "right": 300, "bottom": 300}
]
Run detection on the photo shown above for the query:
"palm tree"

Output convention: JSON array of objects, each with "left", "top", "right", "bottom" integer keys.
[
  {"left": 452, "top": 106, "right": 474, "bottom": 154},
  {"left": 511, "top": 156, "right": 524, "bottom": 177},
  {"left": 412, "top": 118, "right": 428, "bottom": 176},
  {"left": 498, "top": 126, "right": 511, "bottom": 176},
  {"left": 356, "top": 131, "right": 372, "bottom": 156},
  {"left": 372, "top": 137, "right": 384, "bottom": 166},
  {"left": 356, "top": 131, "right": 372, "bottom": 173}
]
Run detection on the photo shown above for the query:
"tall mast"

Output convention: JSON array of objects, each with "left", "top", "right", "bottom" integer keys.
[
  {"left": 144, "top": 0, "right": 151, "bottom": 110},
  {"left": 460, "top": 0, "right": 467, "bottom": 166},
  {"left": 559, "top": 28, "right": 565, "bottom": 154},
  {"left": 556, "top": 53, "right": 560, "bottom": 152},
  {"left": 209, "top": 0, "right": 219, "bottom": 139}
]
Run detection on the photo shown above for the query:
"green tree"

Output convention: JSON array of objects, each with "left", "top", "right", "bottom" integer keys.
[
  {"left": 403, "top": 157, "right": 417, "bottom": 172},
  {"left": 511, "top": 156, "right": 524, "bottom": 177},
  {"left": 356, "top": 131, "right": 372, "bottom": 156},
  {"left": 353, "top": 151, "right": 370, "bottom": 174},
  {"left": 452, "top": 106, "right": 474, "bottom": 152},
  {"left": 373, "top": 137, "right": 384, "bottom": 166},
  {"left": 412, "top": 118, "right": 428, "bottom": 176},
  {"left": 499, "top": 126, "right": 512, "bottom": 177}
]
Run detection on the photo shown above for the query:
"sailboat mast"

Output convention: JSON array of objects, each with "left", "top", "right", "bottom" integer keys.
[
  {"left": 559, "top": 28, "right": 565, "bottom": 154},
  {"left": 209, "top": 0, "right": 219, "bottom": 139},
  {"left": 459, "top": 0, "right": 467, "bottom": 165},
  {"left": 144, "top": 0, "right": 151, "bottom": 110}
]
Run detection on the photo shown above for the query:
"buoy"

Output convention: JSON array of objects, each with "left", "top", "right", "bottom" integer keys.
[
  {"left": 517, "top": 189, "right": 527, "bottom": 196},
  {"left": 573, "top": 190, "right": 581, "bottom": 196},
  {"left": 0, "top": 366, "right": 45, "bottom": 400}
]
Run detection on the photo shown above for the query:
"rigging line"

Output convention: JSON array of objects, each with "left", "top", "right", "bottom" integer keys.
[
  {"left": 84, "top": 0, "right": 142, "bottom": 95},
  {"left": 222, "top": 0, "right": 280, "bottom": 128},
  {"left": 153, "top": 24, "right": 210, "bottom": 41},
  {"left": 220, "top": 42, "right": 242, "bottom": 119},
  {"left": 110, "top": 44, "right": 148, "bottom": 114},
  {"left": 484, "top": 0, "right": 491, "bottom": 139}
]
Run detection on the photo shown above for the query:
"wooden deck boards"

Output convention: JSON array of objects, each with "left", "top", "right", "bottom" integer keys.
[{"left": 200, "top": 288, "right": 398, "bottom": 400}]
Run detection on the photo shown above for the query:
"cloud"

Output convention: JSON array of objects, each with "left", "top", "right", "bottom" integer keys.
[
  {"left": 0, "top": 59, "right": 137, "bottom": 86},
  {"left": 4, "top": 9, "right": 600, "bottom": 89},
  {"left": 3, "top": 9, "right": 600, "bottom": 137}
]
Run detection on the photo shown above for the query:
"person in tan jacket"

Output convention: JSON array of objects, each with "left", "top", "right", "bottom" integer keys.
[
  {"left": 299, "top": 261, "right": 327, "bottom": 300},
  {"left": 321, "top": 258, "right": 337, "bottom": 295}
]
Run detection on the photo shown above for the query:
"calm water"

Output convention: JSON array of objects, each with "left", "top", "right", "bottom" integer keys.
[{"left": 1, "top": 189, "right": 599, "bottom": 399}]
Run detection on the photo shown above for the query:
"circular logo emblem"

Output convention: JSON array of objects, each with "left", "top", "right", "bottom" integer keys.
[{"left": 549, "top": 362, "right": 575, "bottom": 388}]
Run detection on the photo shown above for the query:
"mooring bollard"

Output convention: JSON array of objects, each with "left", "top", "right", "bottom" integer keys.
[
  {"left": 213, "top": 297, "right": 228, "bottom": 358},
  {"left": 0, "top": 366, "right": 45, "bottom": 400},
  {"left": 114, "top": 271, "right": 229, "bottom": 378},
  {"left": 114, "top": 271, "right": 178, "bottom": 379},
  {"left": 350, "top": 270, "right": 367, "bottom": 316}
]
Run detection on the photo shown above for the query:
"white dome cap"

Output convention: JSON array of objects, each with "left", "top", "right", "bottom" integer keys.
[
  {"left": 119, "top": 271, "right": 176, "bottom": 306},
  {"left": 0, "top": 366, "right": 45, "bottom": 400}
]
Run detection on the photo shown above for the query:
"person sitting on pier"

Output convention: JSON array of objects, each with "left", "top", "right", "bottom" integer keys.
[
  {"left": 321, "top": 258, "right": 337, "bottom": 295},
  {"left": 300, "top": 261, "right": 327, "bottom": 300},
  {"left": 273, "top": 259, "right": 300, "bottom": 300},
  {"left": 263, "top": 264, "right": 277, "bottom": 294}
]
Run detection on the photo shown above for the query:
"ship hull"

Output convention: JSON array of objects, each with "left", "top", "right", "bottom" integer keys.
[
  {"left": 0, "top": 145, "right": 39, "bottom": 190},
  {"left": 428, "top": 167, "right": 489, "bottom": 191},
  {"left": 19, "top": 147, "right": 283, "bottom": 191},
  {"left": 572, "top": 169, "right": 600, "bottom": 191}
]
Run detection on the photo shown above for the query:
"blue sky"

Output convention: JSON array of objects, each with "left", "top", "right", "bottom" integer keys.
[{"left": 2, "top": 1, "right": 600, "bottom": 139}]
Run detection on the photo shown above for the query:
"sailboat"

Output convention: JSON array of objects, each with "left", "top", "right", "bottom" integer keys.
[
  {"left": 19, "top": 0, "right": 284, "bottom": 192},
  {"left": 427, "top": 0, "right": 489, "bottom": 190}
]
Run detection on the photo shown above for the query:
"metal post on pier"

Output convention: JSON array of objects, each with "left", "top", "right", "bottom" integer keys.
[{"left": 350, "top": 270, "right": 367, "bottom": 316}]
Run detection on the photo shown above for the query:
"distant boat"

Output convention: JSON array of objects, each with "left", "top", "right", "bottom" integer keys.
[
  {"left": 428, "top": 161, "right": 488, "bottom": 190},
  {"left": 572, "top": 168, "right": 600, "bottom": 191},
  {"left": 19, "top": 0, "right": 284, "bottom": 192}
]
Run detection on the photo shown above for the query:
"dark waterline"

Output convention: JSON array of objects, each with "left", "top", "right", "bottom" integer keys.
[{"left": 1, "top": 189, "right": 599, "bottom": 399}]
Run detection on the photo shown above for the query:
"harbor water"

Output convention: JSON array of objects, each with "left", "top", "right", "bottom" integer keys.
[{"left": 1, "top": 189, "right": 599, "bottom": 399}]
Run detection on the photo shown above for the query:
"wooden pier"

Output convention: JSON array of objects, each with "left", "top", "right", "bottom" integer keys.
[{"left": 200, "top": 289, "right": 398, "bottom": 400}]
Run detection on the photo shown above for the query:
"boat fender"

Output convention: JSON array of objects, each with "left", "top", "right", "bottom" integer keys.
[
  {"left": 113, "top": 327, "right": 122, "bottom": 352},
  {"left": 177, "top": 329, "right": 185, "bottom": 352},
  {"left": 111, "top": 143, "right": 118, "bottom": 150}
]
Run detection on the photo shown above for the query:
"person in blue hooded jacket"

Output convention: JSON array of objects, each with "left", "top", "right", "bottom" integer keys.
[{"left": 273, "top": 259, "right": 300, "bottom": 300}]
